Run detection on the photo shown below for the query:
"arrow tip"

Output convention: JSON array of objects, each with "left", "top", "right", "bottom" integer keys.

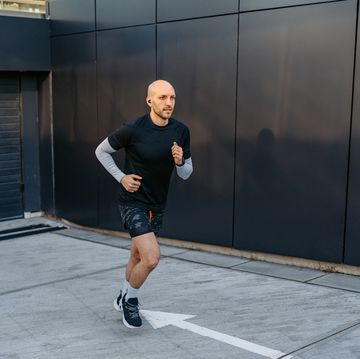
[{"left": 140, "top": 310, "right": 195, "bottom": 329}]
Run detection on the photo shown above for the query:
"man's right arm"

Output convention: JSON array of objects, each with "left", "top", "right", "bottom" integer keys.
[{"left": 95, "top": 138, "right": 126, "bottom": 183}]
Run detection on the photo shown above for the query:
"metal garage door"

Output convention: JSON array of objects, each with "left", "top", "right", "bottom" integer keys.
[{"left": 0, "top": 74, "right": 23, "bottom": 220}]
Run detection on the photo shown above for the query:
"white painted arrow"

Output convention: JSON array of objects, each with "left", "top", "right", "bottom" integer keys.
[{"left": 141, "top": 310, "right": 292, "bottom": 359}]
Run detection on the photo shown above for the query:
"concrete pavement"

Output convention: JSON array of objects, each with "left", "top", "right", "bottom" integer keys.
[{"left": 1, "top": 217, "right": 360, "bottom": 358}]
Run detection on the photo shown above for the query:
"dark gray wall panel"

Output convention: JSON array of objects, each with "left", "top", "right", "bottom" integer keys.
[
  {"left": 240, "top": 0, "right": 339, "bottom": 12},
  {"left": 157, "top": 0, "right": 238, "bottom": 22},
  {"left": 158, "top": 15, "right": 238, "bottom": 246},
  {"left": 344, "top": 2, "right": 360, "bottom": 266},
  {"left": 96, "top": 0, "right": 155, "bottom": 30},
  {"left": 234, "top": 1, "right": 356, "bottom": 262},
  {"left": 38, "top": 73, "right": 55, "bottom": 215},
  {"left": 51, "top": 33, "right": 97, "bottom": 226},
  {"left": 49, "top": 0, "right": 95, "bottom": 36},
  {"left": 21, "top": 74, "right": 41, "bottom": 213},
  {"left": 0, "top": 17, "right": 50, "bottom": 71},
  {"left": 96, "top": 26, "right": 155, "bottom": 230}
]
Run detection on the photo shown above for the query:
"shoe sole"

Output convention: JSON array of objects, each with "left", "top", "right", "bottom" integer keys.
[
  {"left": 113, "top": 298, "right": 122, "bottom": 312},
  {"left": 122, "top": 315, "right": 142, "bottom": 329}
]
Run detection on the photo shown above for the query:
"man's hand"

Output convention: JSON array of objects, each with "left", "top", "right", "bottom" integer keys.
[
  {"left": 171, "top": 142, "right": 184, "bottom": 166},
  {"left": 120, "top": 174, "right": 142, "bottom": 192}
]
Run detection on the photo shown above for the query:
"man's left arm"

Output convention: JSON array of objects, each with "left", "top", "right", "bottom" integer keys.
[
  {"left": 171, "top": 139, "right": 193, "bottom": 180},
  {"left": 176, "top": 157, "right": 193, "bottom": 180}
]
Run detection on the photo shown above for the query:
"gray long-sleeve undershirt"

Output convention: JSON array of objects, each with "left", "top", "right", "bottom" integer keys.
[{"left": 95, "top": 138, "right": 193, "bottom": 181}]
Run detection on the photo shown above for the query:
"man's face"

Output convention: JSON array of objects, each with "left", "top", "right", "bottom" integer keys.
[{"left": 147, "top": 84, "right": 176, "bottom": 120}]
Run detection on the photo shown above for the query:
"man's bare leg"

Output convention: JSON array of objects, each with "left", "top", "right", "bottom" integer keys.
[
  {"left": 127, "top": 232, "right": 160, "bottom": 289},
  {"left": 117, "top": 232, "right": 160, "bottom": 328},
  {"left": 125, "top": 242, "right": 140, "bottom": 282}
]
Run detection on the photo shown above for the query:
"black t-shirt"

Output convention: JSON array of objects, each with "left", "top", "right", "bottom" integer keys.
[{"left": 108, "top": 114, "right": 191, "bottom": 211}]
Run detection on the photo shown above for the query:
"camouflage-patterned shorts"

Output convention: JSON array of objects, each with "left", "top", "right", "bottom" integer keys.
[{"left": 118, "top": 205, "right": 165, "bottom": 238}]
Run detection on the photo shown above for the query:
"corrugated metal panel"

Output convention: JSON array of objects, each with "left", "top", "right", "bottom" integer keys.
[{"left": 0, "top": 74, "right": 23, "bottom": 220}]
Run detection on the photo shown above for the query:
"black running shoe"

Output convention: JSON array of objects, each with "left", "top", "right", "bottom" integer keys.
[
  {"left": 113, "top": 291, "right": 122, "bottom": 312},
  {"left": 122, "top": 297, "right": 142, "bottom": 328}
]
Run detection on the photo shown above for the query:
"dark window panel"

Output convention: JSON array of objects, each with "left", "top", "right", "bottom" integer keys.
[
  {"left": 96, "top": 25, "right": 156, "bottom": 230},
  {"left": 51, "top": 33, "right": 98, "bottom": 226},
  {"left": 49, "top": 0, "right": 95, "bottom": 36},
  {"left": 96, "top": 0, "right": 155, "bottom": 30},
  {"left": 234, "top": 1, "right": 356, "bottom": 262},
  {"left": 344, "top": 3, "right": 360, "bottom": 266},
  {"left": 157, "top": 15, "right": 238, "bottom": 246}
]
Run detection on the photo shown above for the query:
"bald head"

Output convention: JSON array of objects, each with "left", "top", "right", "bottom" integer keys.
[
  {"left": 146, "top": 80, "right": 176, "bottom": 124},
  {"left": 147, "top": 80, "right": 175, "bottom": 97}
]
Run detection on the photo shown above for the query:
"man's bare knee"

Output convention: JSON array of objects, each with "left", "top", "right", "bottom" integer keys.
[{"left": 143, "top": 255, "right": 160, "bottom": 271}]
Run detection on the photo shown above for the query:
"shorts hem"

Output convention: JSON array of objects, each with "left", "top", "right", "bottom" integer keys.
[{"left": 129, "top": 228, "right": 156, "bottom": 238}]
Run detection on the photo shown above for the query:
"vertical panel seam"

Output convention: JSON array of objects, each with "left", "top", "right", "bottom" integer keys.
[
  {"left": 343, "top": 0, "right": 360, "bottom": 263},
  {"left": 18, "top": 74, "right": 25, "bottom": 215},
  {"left": 232, "top": 12, "right": 240, "bottom": 248},
  {"left": 49, "top": 72, "right": 56, "bottom": 213},
  {"left": 94, "top": 0, "right": 100, "bottom": 227},
  {"left": 155, "top": 0, "right": 158, "bottom": 79},
  {"left": 94, "top": 0, "right": 97, "bottom": 30},
  {"left": 33, "top": 75, "right": 41, "bottom": 211}
]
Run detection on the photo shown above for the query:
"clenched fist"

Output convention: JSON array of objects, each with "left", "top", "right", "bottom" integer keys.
[
  {"left": 171, "top": 142, "right": 184, "bottom": 166},
  {"left": 120, "top": 174, "right": 142, "bottom": 192}
]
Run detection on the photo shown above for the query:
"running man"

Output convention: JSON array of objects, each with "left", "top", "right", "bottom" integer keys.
[{"left": 95, "top": 80, "right": 193, "bottom": 328}]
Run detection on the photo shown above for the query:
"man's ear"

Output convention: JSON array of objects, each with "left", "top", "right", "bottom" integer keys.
[{"left": 146, "top": 97, "right": 152, "bottom": 107}]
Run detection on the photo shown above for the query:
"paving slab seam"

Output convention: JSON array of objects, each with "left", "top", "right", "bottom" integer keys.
[
  {"left": 278, "top": 318, "right": 360, "bottom": 358},
  {"left": 169, "top": 256, "right": 314, "bottom": 281},
  {"left": 167, "top": 256, "right": 360, "bottom": 295},
  {"left": 303, "top": 273, "right": 329, "bottom": 282},
  {"left": 233, "top": 267, "right": 360, "bottom": 294},
  {"left": 160, "top": 249, "right": 192, "bottom": 257},
  {"left": 303, "top": 281, "right": 360, "bottom": 294},
  {"left": 55, "top": 232, "right": 191, "bottom": 258},
  {"left": 227, "top": 260, "right": 258, "bottom": 267},
  {"left": 229, "top": 267, "right": 323, "bottom": 285},
  {"left": 168, "top": 255, "right": 250, "bottom": 269},
  {"left": 0, "top": 265, "right": 126, "bottom": 297},
  {"left": 18, "top": 215, "right": 360, "bottom": 276},
  {"left": 54, "top": 232, "right": 132, "bottom": 249},
  {"left": 52, "top": 231, "right": 329, "bottom": 284},
  {"left": 52, "top": 233, "right": 360, "bottom": 294}
]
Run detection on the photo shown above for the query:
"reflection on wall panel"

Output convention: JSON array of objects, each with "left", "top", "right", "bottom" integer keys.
[
  {"left": 234, "top": 1, "right": 356, "bottom": 262},
  {"left": 96, "top": 26, "right": 156, "bottom": 230},
  {"left": 344, "top": 3, "right": 360, "bottom": 266},
  {"left": 96, "top": 0, "right": 155, "bottom": 30},
  {"left": 38, "top": 73, "right": 54, "bottom": 214},
  {"left": 157, "top": 0, "right": 238, "bottom": 22},
  {"left": 158, "top": 15, "right": 238, "bottom": 246},
  {"left": 50, "top": 0, "right": 95, "bottom": 36},
  {"left": 240, "top": 0, "right": 338, "bottom": 12},
  {"left": 51, "top": 33, "right": 98, "bottom": 226}
]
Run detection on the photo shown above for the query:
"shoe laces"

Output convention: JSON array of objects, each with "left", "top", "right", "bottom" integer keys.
[{"left": 124, "top": 299, "right": 141, "bottom": 319}]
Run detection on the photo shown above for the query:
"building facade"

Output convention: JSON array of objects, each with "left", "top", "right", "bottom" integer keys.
[{"left": 1, "top": 0, "right": 360, "bottom": 266}]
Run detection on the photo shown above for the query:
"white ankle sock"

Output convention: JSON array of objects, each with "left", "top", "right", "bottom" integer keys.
[
  {"left": 125, "top": 283, "right": 139, "bottom": 301},
  {"left": 121, "top": 279, "right": 129, "bottom": 296}
]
